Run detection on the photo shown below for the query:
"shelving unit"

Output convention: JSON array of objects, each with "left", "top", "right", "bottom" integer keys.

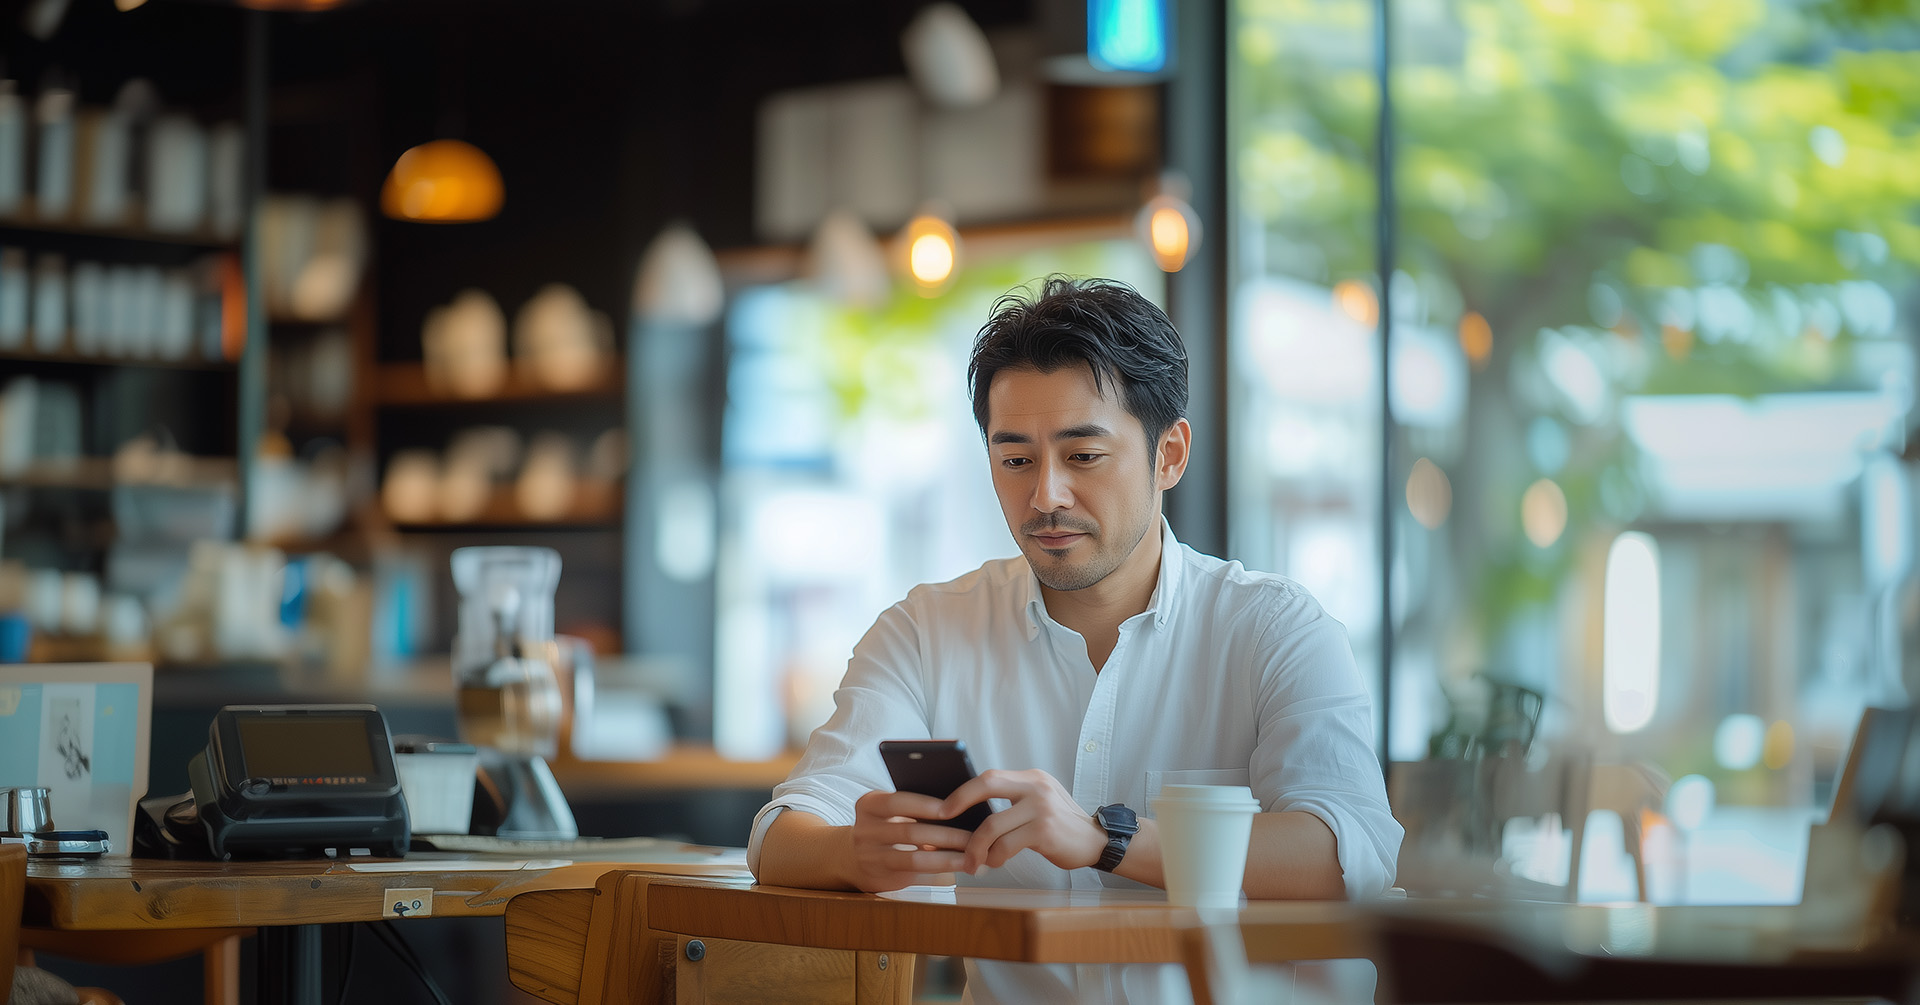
[
  {"left": 365, "top": 343, "right": 630, "bottom": 652},
  {"left": 0, "top": 9, "right": 270, "bottom": 676}
]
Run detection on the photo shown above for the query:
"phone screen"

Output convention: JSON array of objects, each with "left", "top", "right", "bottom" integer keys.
[{"left": 879, "top": 739, "right": 994, "bottom": 831}]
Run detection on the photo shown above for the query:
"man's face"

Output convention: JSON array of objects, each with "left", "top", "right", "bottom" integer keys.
[{"left": 985, "top": 364, "right": 1180, "bottom": 592}]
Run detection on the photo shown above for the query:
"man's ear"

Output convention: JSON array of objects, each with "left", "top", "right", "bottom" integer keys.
[{"left": 1155, "top": 418, "right": 1192, "bottom": 491}]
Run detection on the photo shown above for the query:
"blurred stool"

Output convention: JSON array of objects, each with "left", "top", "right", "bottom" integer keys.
[
  {"left": 20, "top": 927, "right": 250, "bottom": 1005},
  {"left": 1391, "top": 755, "right": 1667, "bottom": 902},
  {"left": 5, "top": 844, "right": 124, "bottom": 1005}
]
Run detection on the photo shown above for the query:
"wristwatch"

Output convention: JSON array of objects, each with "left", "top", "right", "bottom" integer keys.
[{"left": 1092, "top": 803, "right": 1138, "bottom": 872}]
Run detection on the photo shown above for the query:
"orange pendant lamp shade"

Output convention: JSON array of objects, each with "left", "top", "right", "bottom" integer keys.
[{"left": 381, "top": 140, "right": 504, "bottom": 223}]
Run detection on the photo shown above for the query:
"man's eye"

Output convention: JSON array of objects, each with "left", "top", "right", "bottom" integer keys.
[
  {"left": 1001, "top": 457, "right": 1031, "bottom": 468},
  {"left": 1070, "top": 453, "right": 1101, "bottom": 462}
]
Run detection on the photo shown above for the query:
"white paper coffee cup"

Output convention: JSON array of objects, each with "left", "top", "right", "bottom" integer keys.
[{"left": 1153, "top": 783, "right": 1260, "bottom": 909}]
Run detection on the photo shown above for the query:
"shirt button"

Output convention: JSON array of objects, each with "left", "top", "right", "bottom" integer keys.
[{"left": 1084, "top": 741, "right": 1098, "bottom": 752}]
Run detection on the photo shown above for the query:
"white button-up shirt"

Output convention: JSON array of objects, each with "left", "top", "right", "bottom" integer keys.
[{"left": 749, "top": 520, "right": 1401, "bottom": 1004}]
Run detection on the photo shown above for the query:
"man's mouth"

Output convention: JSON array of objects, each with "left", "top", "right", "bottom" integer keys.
[{"left": 1031, "top": 532, "right": 1087, "bottom": 549}]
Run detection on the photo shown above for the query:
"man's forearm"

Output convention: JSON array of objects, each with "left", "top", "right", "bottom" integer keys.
[
  {"left": 1110, "top": 810, "right": 1346, "bottom": 900},
  {"left": 756, "top": 810, "right": 858, "bottom": 890}
]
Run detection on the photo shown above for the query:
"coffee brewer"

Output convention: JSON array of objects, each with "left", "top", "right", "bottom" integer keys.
[{"left": 449, "top": 546, "right": 578, "bottom": 840}]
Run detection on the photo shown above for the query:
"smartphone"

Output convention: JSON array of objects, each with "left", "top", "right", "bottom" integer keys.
[
  {"left": 25, "top": 829, "right": 109, "bottom": 856},
  {"left": 879, "top": 739, "right": 993, "bottom": 832}
]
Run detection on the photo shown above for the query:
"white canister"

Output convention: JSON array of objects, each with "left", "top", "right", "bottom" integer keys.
[
  {"left": 70, "top": 260, "right": 105, "bottom": 354},
  {"left": 147, "top": 115, "right": 208, "bottom": 234},
  {"left": 30, "top": 253, "right": 65, "bottom": 353},
  {"left": 0, "top": 82, "right": 25, "bottom": 216},
  {"left": 34, "top": 89, "right": 75, "bottom": 219},
  {"left": 392, "top": 740, "right": 480, "bottom": 834}
]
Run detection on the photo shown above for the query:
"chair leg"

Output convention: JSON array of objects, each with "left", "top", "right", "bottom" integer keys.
[{"left": 203, "top": 935, "right": 243, "bottom": 1005}]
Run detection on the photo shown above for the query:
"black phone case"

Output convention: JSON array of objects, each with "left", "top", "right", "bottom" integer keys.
[{"left": 879, "top": 739, "right": 994, "bottom": 832}]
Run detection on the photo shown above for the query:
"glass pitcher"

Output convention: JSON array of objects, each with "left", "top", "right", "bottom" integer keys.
[{"left": 450, "top": 546, "right": 563, "bottom": 757}]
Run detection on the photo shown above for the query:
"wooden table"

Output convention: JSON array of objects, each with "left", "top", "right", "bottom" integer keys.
[
  {"left": 507, "top": 876, "right": 1920, "bottom": 1005},
  {"left": 647, "top": 879, "right": 1369, "bottom": 963},
  {"left": 25, "top": 843, "right": 751, "bottom": 1005},
  {"left": 504, "top": 876, "right": 1369, "bottom": 1004}
]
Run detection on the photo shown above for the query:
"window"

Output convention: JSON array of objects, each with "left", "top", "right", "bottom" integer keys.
[{"left": 1231, "top": 0, "right": 1919, "bottom": 903}]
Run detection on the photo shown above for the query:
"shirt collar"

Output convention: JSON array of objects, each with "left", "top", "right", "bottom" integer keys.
[{"left": 1020, "top": 516, "right": 1183, "bottom": 639}]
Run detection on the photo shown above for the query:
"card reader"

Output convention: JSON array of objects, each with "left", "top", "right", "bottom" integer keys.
[{"left": 165, "top": 704, "right": 411, "bottom": 860}]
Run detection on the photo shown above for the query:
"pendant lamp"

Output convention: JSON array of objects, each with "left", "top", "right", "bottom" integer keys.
[
  {"left": 381, "top": 139, "right": 503, "bottom": 223},
  {"left": 901, "top": 3, "right": 999, "bottom": 109},
  {"left": 807, "top": 209, "right": 889, "bottom": 308},
  {"left": 1135, "top": 171, "right": 1200, "bottom": 272},
  {"left": 633, "top": 223, "right": 724, "bottom": 327}
]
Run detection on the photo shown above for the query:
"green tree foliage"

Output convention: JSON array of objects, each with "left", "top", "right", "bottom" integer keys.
[{"left": 1237, "top": 0, "right": 1920, "bottom": 661}]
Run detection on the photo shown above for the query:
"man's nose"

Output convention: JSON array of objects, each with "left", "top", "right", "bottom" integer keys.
[{"left": 1031, "top": 458, "right": 1072, "bottom": 512}]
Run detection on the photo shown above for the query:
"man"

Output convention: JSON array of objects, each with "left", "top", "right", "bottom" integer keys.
[{"left": 750, "top": 276, "right": 1400, "bottom": 1002}]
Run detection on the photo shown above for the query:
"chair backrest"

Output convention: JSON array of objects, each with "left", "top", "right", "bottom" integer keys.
[
  {"left": 1810, "top": 706, "right": 1919, "bottom": 932},
  {"left": 1831, "top": 707, "right": 1914, "bottom": 826},
  {"left": 1390, "top": 757, "right": 1667, "bottom": 902},
  {"left": 2, "top": 842, "right": 24, "bottom": 996}
]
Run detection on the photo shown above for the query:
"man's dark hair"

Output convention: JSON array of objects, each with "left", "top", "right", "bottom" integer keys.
[{"left": 967, "top": 275, "right": 1189, "bottom": 464}]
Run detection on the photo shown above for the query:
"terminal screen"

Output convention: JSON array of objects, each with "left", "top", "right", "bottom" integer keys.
[{"left": 236, "top": 715, "right": 377, "bottom": 779}]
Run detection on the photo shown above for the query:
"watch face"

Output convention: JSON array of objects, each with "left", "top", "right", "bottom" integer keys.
[{"left": 1098, "top": 804, "right": 1139, "bottom": 836}]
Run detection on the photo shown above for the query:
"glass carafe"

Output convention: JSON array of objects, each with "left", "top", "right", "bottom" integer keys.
[{"left": 450, "top": 546, "right": 563, "bottom": 757}]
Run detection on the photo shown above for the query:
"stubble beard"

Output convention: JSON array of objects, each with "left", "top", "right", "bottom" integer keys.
[{"left": 1023, "top": 514, "right": 1152, "bottom": 592}]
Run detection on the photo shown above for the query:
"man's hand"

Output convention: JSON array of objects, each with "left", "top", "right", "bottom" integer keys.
[
  {"left": 939, "top": 769, "right": 1106, "bottom": 874},
  {"left": 846, "top": 789, "right": 973, "bottom": 892}
]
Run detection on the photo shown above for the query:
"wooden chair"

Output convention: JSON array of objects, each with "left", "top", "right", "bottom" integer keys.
[
  {"left": 2, "top": 844, "right": 17, "bottom": 1001},
  {"left": 4, "top": 843, "right": 125, "bottom": 1005},
  {"left": 1829, "top": 706, "right": 1913, "bottom": 825},
  {"left": 19, "top": 927, "right": 249, "bottom": 1005},
  {"left": 504, "top": 870, "right": 915, "bottom": 1005},
  {"left": 1799, "top": 707, "right": 1911, "bottom": 941},
  {"left": 1391, "top": 756, "right": 1666, "bottom": 902}
]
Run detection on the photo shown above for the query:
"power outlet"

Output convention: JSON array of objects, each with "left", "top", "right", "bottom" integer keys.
[{"left": 383, "top": 887, "right": 434, "bottom": 918}]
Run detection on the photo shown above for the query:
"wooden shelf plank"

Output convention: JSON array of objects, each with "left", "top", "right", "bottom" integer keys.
[
  {"left": 387, "top": 484, "right": 623, "bottom": 531},
  {"left": 373, "top": 362, "right": 625, "bottom": 406},
  {"left": 0, "top": 346, "right": 236, "bottom": 371},
  {"left": 0, "top": 456, "right": 237, "bottom": 491},
  {"left": 0, "top": 211, "right": 238, "bottom": 250},
  {"left": 550, "top": 746, "right": 801, "bottom": 795}
]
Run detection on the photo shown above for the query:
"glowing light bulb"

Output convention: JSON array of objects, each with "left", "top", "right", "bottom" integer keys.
[
  {"left": 900, "top": 209, "right": 960, "bottom": 295},
  {"left": 1763, "top": 720, "right": 1794, "bottom": 770},
  {"left": 1150, "top": 207, "right": 1187, "bottom": 262},
  {"left": 1521, "top": 478, "right": 1567, "bottom": 548},
  {"left": 1459, "top": 311, "right": 1492, "bottom": 369},
  {"left": 1135, "top": 174, "right": 1202, "bottom": 272},
  {"left": 1334, "top": 280, "right": 1378, "bottom": 326},
  {"left": 910, "top": 233, "right": 954, "bottom": 285},
  {"left": 1406, "top": 457, "right": 1452, "bottom": 529}
]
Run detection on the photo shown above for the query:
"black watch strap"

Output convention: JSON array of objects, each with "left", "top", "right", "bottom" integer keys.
[{"left": 1093, "top": 803, "right": 1138, "bottom": 873}]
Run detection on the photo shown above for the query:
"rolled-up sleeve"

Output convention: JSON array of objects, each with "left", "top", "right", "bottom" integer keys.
[
  {"left": 747, "top": 599, "right": 930, "bottom": 878},
  {"left": 1247, "top": 591, "right": 1403, "bottom": 899}
]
